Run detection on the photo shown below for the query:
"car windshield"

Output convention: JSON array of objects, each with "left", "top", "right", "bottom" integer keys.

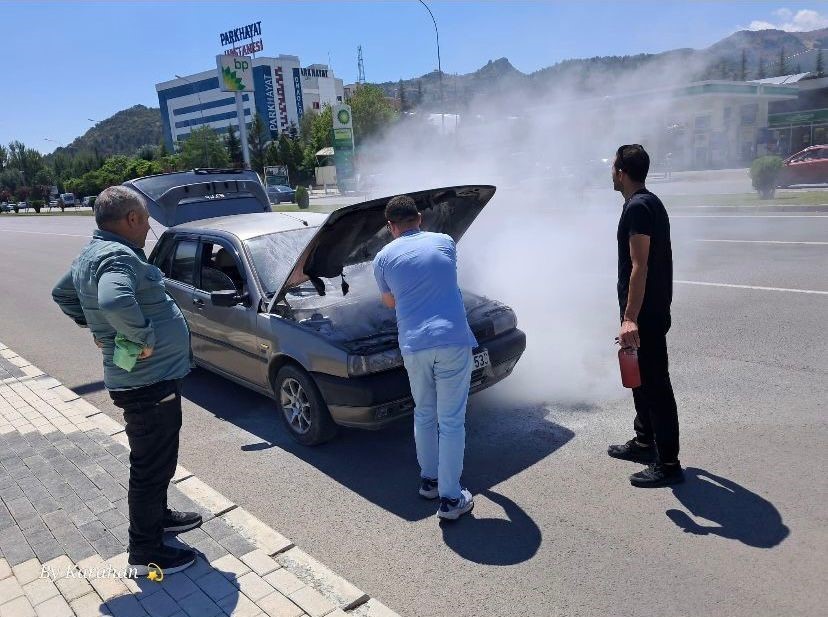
[{"left": 245, "top": 227, "right": 318, "bottom": 296}]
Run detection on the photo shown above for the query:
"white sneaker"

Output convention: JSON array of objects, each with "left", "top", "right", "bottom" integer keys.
[{"left": 437, "top": 489, "right": 474, "bottom": 520}]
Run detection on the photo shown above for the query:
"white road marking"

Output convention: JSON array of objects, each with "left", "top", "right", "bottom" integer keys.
[
  {"left": 676, "top": 280, "right": 828, "bottom": 295},
  {"left": 694, "top": 239, "right": 828, "bottom": 245},
  {"left": 0, "top": 228, "right": 90, "bottom": 238},
  {"left": 672, "top": 215, "right": 828, "bottom": 218},
  {"left": 0, "top": 228, "right": 156, "bottom": 244}
]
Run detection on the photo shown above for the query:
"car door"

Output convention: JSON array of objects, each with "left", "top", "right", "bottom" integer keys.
[
  {"left": 156, "top": 235, "right": 199, "bottom": 327},
  {"left": 188, "top": 237, "right": 267, "bottom": 388},
  {"left": 784, "top": 152, "right": 809, "bottom": 185},
  {"left": 811, "top": 148, "right": 828, "bottom": 184}
]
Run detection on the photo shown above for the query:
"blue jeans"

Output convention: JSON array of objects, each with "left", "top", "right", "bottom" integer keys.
[{"left": 402, "top": 345, "right": 474, "bottom": 500}]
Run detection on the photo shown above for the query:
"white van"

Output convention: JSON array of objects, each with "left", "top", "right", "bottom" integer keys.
[{"left": 60, "top": 193, "right": 76, "bottom": 207}]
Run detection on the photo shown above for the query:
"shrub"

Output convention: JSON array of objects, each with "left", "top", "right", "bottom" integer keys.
[
  {"left": 750, "top": 156, "right": 783, "bottom": 199},
  {"left": 30, "top": 199, "right": 44, "bottom": 213},
  {"left": 296, "top": 185, "right": 309, "bottom": 209}
]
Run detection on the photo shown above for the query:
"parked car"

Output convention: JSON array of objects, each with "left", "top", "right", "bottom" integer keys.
[
  {"left": 60, "top": 193, "right": 76, "bottom": 207},
  {"left": 125, "top": 169, "right": 526, "bottom": 446},
  {"left": 266, "top": 185, "right": 296, "bottom": 204},
  {"left": 0, "top": 202, "right": 11, "bottom": 213},
  {"left": 82, "top": 196, "right": 97, "bottom": 208},
  {"left": 777, "top": 144, "right": 828, "bottom": 187}
]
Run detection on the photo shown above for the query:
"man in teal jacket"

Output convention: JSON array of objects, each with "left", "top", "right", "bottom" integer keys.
[{"left": 53, "top": 185, "right": 199, "bottom": 575}]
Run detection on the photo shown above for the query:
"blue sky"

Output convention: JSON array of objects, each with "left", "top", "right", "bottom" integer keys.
[{"left": 1, "top": 1, "right": 826, "bottom": 153}]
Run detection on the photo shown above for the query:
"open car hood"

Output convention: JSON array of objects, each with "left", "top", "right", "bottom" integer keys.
[
  {"left": 124, "top": 169, "right": 270, "bottom": 227},
  {"left": 269, "top": 185, "right": 495, "bottom": 308}
]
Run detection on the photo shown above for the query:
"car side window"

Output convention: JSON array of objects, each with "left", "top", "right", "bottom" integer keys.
[
  {"left": 153, "top": 235, "right": 176, "bottom": 276},
  {"left": 169, "top": 240, "right": 198, "bottom": 286},
  {"left": 199, "top": 241, "right": 245, "bottom": 293}
]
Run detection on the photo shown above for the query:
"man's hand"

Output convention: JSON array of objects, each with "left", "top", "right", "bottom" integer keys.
[
  {"left": 94, "top": 337, "right": 103, "bottom": 349},
  {"left": 619, "top": 319, "right": 640, "bottom": 349},
  {"left": 137, "top": 347, "right": 154, "bottom": 360},
  {"left": 381, "top": 292, "right": 396, "bottom": 309}
]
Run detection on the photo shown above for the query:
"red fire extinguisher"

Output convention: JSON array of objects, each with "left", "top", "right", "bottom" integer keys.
[{"left": 616, "top": 340, "right": 642, "bottom": 389}]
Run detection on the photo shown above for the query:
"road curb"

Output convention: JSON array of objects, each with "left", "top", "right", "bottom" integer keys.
[{"left": 0, "top": 342, "right": 401, "bottom": 616}]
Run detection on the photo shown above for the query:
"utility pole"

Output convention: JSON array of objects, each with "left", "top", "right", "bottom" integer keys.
[{"left": 418, "top": 0, "right": 444, "bottom": 135}]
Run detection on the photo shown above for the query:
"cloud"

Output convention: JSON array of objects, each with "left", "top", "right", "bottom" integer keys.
[{"left": 744, "top": 8, "right": 828, "bottom": 32}]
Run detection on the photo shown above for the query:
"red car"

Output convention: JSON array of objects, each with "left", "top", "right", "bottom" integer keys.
[{"left": 777, "top": 145, "right": 828, "bottom": 187}]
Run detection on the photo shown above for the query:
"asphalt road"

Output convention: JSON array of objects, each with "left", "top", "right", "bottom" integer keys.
[{"left": 0, "top": 195, "right": 825, "bottom": 617}]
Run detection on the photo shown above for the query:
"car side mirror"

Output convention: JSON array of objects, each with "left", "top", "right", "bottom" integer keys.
[{"left": 211, "top": 290, "right": 249, "bottom": 307}]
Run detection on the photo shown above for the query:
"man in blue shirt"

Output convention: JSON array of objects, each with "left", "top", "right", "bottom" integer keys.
[
  {"left": 53, "top": 185, "right": 200, "bottom": 575},
  {"left": 373, "top": 195, "right": 477, "bottom": 520}
]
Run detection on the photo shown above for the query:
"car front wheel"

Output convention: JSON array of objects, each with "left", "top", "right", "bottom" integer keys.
[{"left": 274, "top": 365, "right": 337, "bottom": 446}]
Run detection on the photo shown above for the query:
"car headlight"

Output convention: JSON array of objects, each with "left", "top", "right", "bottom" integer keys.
[
  {"left": 347, "top": 348, "right": 404, "bottom": 377},
  {"left": 491, "top": 309, "right": 518, "bottom": 336}
]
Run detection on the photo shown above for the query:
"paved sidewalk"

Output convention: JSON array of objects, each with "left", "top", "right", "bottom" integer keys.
[{"left": 0, "top": 342, "right": 399, "bottom": 617}]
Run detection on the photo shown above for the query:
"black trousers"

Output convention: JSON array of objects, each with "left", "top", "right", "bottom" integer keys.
[
  {"left": 631, "top": 322, "right": 680, "bottom": 464},
  {"left": 110, "top": 379, "right": 182, "bottom": 553}
]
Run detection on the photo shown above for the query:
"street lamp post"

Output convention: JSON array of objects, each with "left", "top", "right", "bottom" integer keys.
[
  {"left": 418, "top": 0, "right": 444, "bottom": 134},
  {"left": 175, "top": 74, "right": 210, "bottom": 166}
]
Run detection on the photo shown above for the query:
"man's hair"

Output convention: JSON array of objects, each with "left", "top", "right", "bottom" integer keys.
[
  {"left": 614, "top": 144, "right": 650, "bottom": 183},
  {"left": 385, "top": 195, "right": 419, "bottom": 224},
  {"left": 95, "top": 186, "right": 146, "bottom": 228}
]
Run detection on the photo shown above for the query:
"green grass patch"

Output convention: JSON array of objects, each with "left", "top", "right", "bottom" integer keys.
[
  {"left": 0, "top": 210, "right": 94, "bottom": 216},
  {"left": 271, "top": 203, "right": 339, "bottom": 214},
  {"left": 667, "top": 190, "right": 828, "bottom": 208}
]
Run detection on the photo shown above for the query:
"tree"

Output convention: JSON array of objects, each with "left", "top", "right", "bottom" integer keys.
[
  {"left": 817, "top": 48, "right": 825, "bottom": 77},
  {"left": 225, "top": 123, "right": 243, "bottom": 168},
  {"left": 757, "top": 55, "right": 766, "bottom": 79},
  {"left": 739, "top": 50, "right": 747, "bottom": 81},
  {"left": 0, "top": 145, "right": 7, "bottom": 171},
  {"left": 777, "top": 47, "right": 788, "bottom": 76},
  {"left": 349, "top": 84, "right": 397, "bottom": 146},
  {"left": 247, "top": 114, "right": 269, "bottom": 172},
  {"left": 417, "top": 80, "right": 423, "bottom": 106},
  {"left": 398, "top": 79, "right": 407, "bottom": 112},
  {"left": 177, "top": 127, "right": 230, "bottom": 169}
]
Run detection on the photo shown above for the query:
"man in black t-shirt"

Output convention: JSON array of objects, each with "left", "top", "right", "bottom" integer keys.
[{"left": 607, "top": 144, "right": 683, "bottom": 487}]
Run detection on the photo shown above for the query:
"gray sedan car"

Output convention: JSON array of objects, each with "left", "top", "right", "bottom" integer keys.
[{"left": 127, "top": 169, "right": 526, "bottom": 445}]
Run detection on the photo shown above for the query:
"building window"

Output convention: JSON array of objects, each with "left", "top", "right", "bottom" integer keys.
[
  {"left": 312, "top": 102, "right": 320, "bottom": 110},
  {"left": 740, "top": 104, "right": 758, "bottom": 126},
  {"left": 694, "top": 115, "right": 711, "bottom": 131}
]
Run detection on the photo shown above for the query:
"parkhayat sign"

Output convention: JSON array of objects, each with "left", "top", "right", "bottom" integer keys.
[{"left": 219, "top": 20, "right": 264, "bottom": 56}]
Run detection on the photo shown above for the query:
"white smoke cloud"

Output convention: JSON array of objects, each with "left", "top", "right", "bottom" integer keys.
[
  {"left": 745, "top": 8, "right": 828, "bottom": 32},
  {"left": 353, "top": 52, "right": 713, "bottom": 407}
]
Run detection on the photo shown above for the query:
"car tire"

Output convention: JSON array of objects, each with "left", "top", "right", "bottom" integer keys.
[{"left": 274, "top": 365, "right": 338, "bottom": 446}]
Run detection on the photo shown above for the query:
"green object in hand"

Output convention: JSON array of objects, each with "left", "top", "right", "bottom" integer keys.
[{"left": 113, "top": 334, "right": 144, "bottom": 372}]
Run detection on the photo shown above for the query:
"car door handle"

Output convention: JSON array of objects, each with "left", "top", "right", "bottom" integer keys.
[{"left": 192, "top": 298, "right": 205, "bottom": 307}]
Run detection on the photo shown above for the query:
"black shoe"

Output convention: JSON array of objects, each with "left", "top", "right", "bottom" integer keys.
[
  {"left": 128, "top": 544, "right": 196, "bottom": 576},
  {"left": 163, "top": 509, "right": 202, "bottom": 534},
  {"left": 608, "top": 439, "right": 656, "bottom": 464},
  {"left": 630, "top": 463, "right": 685, "bottom": 488},
  {"left": 419, "top": 477, "right": 439, "bottom": 499}
]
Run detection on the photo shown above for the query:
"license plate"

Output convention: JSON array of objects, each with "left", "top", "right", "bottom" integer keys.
[{"left": 473, "top": 349, "right": 490, "bottom": 371}]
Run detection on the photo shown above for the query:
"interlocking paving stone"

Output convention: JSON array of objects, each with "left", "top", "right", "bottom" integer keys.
[{"left": 0, "top": 351, "right": 400, "bottom": 617}]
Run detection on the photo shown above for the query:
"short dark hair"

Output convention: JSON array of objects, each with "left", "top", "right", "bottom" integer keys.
[
  {"left": 385, "top": 195, "right": 419, "bottom": 223},
  {"left": 614, "top": 144, "right": 650, "bottom": 183},
  {"left": 95, "top": 185, "right": 146, "bottom": 228}
]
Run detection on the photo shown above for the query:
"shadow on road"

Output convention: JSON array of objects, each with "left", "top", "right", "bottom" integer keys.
[
  {"left": 440, "top": 489, "right": 542, "bottom": 565},
  {"left": 68, "top": 380, "right": 107, "bottom": 396},
  {"left": 182, "top": 369, "right": 574, "bottom": 534},
  {"left": 665, "top": 467, "right": 789, "bottom": 548}
]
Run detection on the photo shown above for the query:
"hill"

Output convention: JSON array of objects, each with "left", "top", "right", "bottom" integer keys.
[
  {"left": 52, "top": 105, "right": 162, "bottom": 158},
  {"left": 378, "top": 28, "right": 828, "bottom": 111}
]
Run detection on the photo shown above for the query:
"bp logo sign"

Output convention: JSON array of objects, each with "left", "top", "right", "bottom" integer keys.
[
  {"left": 333, "top": 104, "right": 353, "bottom": 130},
  {"left": 215, "top": 55, "right": 255, "bottom": 92}
]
